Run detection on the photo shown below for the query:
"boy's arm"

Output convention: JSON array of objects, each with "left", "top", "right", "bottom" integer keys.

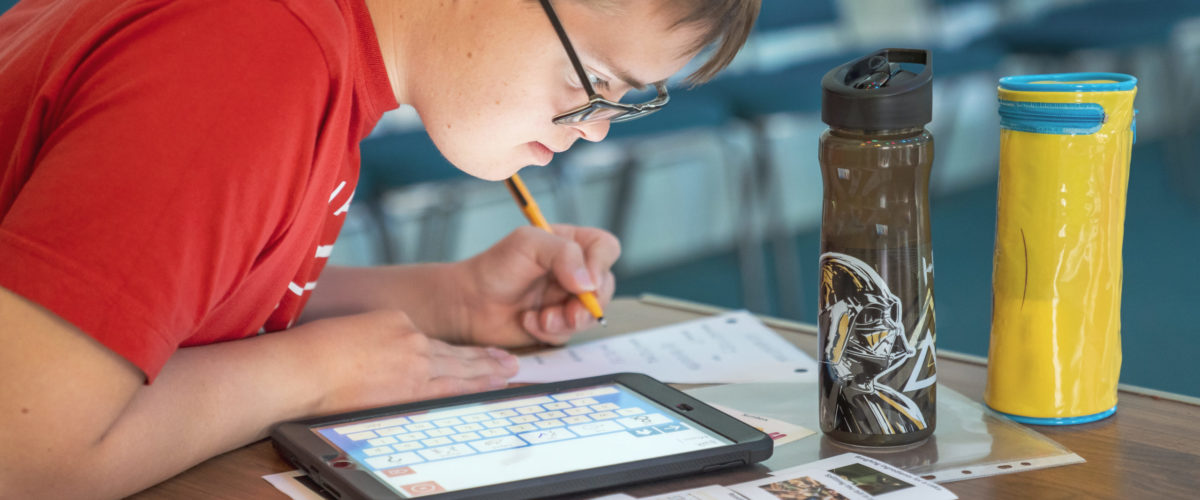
[
  {"left": 302, "top": 225, "right": 620, "bottom": 348},
  {"left": 299, "top": 262, "right": 466, "bottom": 342},
  {"left": 0, "top": 286, "right": 516, "bottom": 499}
]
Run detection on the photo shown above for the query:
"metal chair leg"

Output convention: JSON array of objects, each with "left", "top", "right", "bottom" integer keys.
[{"left": 750, "top": 118, "right": 805, "bottom": 320}]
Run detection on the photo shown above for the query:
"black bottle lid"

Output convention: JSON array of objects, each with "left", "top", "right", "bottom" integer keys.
[{"left": 821, "top": 48, "right": 932, "bottom": 130}]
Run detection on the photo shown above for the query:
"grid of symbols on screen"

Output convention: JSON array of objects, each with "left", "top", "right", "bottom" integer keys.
[{"left": 318, "top": 385, "right": 693, "bottom": 471}]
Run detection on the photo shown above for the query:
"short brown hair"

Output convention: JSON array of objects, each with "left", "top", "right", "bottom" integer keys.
[
  {"left": 664, "top": 0, "right": 760, "bottom": 84},
  {"left": 572, "top": 0, "right": 760, "bottom": 85}
]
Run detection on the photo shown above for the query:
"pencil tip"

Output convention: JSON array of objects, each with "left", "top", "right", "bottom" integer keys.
[{"left": 598, "top": 317, "right": 607, "bottom": 327}]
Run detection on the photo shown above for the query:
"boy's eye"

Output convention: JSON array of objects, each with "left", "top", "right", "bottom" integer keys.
[{"left": 587, "top": 73, "right": 610, "bottom": 90}]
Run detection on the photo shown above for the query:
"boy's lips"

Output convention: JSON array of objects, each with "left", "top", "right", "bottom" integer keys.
[
  {"left": 530, "top": 141, "right": 557, "bottom": 165},
  {"left": 541, "top": 141, "right": 569, "bottom": 153}
]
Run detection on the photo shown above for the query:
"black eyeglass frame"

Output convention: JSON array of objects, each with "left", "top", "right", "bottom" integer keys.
[{"left": 539, "top": 0, "right": 669, "bottom": 125}]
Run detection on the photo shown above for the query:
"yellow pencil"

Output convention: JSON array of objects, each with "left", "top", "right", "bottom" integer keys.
[{"left": 504, "top": 174, "right": 607, "bottom": 326}]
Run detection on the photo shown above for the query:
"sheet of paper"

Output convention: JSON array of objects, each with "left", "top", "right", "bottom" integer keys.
[
  {"left": 638, "top": 454, "right": 956, "bottom": 500},
  {"left": 740, "top": 454, "right": 956, "bottom": 500},
  {"left": 513, "top": 310, "right": 817, "bottom": 384},
  {"left": 637, "top": 485, "right": 735, "bottom": 500},
  {"left": 706, "top": 403, "right": 814, "bottom": 447},
  {"left": 262, "top": 470, "right": 330, "bottom": 500}
]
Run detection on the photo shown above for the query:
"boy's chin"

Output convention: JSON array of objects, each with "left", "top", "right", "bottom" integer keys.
[{"left": 455, "top": 161, "right": 520, "bottom": 182}]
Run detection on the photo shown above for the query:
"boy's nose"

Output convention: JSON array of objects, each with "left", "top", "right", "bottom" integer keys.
[{"left": 574, "top": 120, "right": 610, "bottom": 143}]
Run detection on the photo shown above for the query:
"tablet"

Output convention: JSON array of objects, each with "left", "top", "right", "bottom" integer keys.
[{"left": 270, "top": 373, "right": 773, "bottom": 499}]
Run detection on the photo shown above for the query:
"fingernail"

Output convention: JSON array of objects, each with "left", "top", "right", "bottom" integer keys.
[
  {"left": 546, "top": 312, "right": 563, "bottom": 332},
  {"left": 489, "top": 376, "right": 509, "bottom": 389},
  {"left": 576, "top": 310, "right": 591, "bottom": 328},
  {"left": 523, "top": 311, "right": 539, "bottom": 333},
  {"left": 488, "top": 349, "right": 519, "bottom": 371},
  {"left": 573, "top": 268, "right": 596, "bottom": 291}
]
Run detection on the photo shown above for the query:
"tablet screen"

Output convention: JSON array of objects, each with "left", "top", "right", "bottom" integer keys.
[{"left": 312, "top": 383, "right": 732, "bottom": 497}]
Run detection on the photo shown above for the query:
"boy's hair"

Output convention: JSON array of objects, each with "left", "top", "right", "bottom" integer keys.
[
  {"left": 665, "top": 0, "right": 760, "bottom": 84},
  {"left": 573, "top": 0, "right": 760, "bottom": 85}
]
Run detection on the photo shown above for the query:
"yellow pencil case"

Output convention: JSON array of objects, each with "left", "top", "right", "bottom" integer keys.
[{"left": 985, "top": 73, "right": 1137, "bottom": 425}]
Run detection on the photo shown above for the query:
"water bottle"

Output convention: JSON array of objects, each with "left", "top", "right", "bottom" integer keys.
[{"left": 817, "top": 48, "right": 937, "bottom": 447}]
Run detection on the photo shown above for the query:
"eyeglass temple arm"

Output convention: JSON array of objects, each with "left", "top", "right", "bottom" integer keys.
[{"left": 538, "top": 0, "right": 599, "bottom": 98}]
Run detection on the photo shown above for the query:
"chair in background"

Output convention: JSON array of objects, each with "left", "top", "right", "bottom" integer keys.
[
  {"left": 736, "top": 0, "right": 845, "bottom": 73},
  {"left": 705, "top": 0, "right": 858, "bottom": 320},
  {"left": 577, "top": 84, "right": 772, "bottom": 310},
  {"left": 926, "top": 37, "right": 1007, "bottom": 192},
  {"left": 592, "top": 0, "right": 854, "bottom": 317},
  {"left": 933, "top": 0, "right": 1004, "bottom": 49},
  {"left": 355, "top": 129, "right": 470, "bottom": 264},
  {"left": 713, "top": 0, "right": 1007, "bottom": 321},
  {"left": 711, "top": 52, "right": 855, "bottom": 321}
]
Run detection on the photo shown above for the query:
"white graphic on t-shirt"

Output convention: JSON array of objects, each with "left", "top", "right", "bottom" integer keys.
[
  {"left": 288, "top": 281, "right": 318, "bottom": 296},
  {"left": 262, "top": 175, "right": 354, "bottom": 334},
  {"left": 333, "top": 188, "right": 354, "bottom": 216},
  {"left": 329, "top": 181, "right": 346, "bottom": 202}
]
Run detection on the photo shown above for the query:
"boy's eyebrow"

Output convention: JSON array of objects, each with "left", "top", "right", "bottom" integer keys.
[
  {"left": 612, "top": 67, "right": 646, "bottom": 91},
  {"left": 593, "top": 53, "right": 646, "bottom": 90}
]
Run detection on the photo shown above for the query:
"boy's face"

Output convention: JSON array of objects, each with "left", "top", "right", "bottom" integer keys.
[{"left": 408, "top": 0, "right": 704, "bottom": 181}]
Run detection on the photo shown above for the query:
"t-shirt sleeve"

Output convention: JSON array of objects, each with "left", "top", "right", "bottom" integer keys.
[{"left": 0, "top": 0, "right": 332, "bottom": 381}]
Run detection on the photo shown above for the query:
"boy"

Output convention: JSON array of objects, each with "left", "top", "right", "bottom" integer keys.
[{"left": 0, "top": 0, "right": 758, "bottom": 496}]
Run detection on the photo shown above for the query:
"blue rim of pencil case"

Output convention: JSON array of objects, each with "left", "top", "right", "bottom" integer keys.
[
  {"left": 989, "top": 404, "right": 1117, "bottom": 426},
  {"left": 999, "top": 72, "right": 1136, "bottom": 92}
]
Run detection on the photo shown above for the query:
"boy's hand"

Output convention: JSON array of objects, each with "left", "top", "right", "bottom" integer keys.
[
  {"left": 301, "top": 310, "right": 519, "bottom": 413},
  {"left": 455, "top": 225, "right": 620, "bottom": 347}
]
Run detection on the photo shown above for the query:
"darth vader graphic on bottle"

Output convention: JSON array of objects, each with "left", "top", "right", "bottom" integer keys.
[{"left": 818, "top": 252, "right": 937, "bottom": 446}]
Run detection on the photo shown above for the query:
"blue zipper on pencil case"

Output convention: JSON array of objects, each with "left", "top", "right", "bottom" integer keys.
[{"left": 998, "top": 100, "right": 1105, "bottom": 135}]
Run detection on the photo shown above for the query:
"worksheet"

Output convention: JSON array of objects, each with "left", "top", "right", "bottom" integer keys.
[
  {"left": 629, "top": 454, "right": 956, "bottom": 500},
  {"left": 705, "top": 403, "right": 813, "bottom": 447},
  {"left": 513, "top": 311, "right": 817, "bottom": 384},
  {"left": 732, "top": 454, "right": 956, "bottom": 500}
]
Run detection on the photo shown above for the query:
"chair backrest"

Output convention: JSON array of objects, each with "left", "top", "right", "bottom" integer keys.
[
  {"left": 753, "top": 0, "right": 840, "bottom": 32},
  {"left": 837, "top": 0, "right": 941, "bottom": 47},
  {"left": 357, "top": 130, "right": 466, "bottom": 200},
  {"left": 732, "top": 0, "right": 845, "bottom": 73}
]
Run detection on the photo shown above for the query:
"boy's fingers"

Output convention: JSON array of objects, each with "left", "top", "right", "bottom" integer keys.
[
  {"left": 514, "top": 227, "right": 594, "bottom": 293},
  {"left": 565, "top": 300, "right": 587, "bottom": 330},
  {"left": 429, "top": 344, "right": 519, "bottom": 379},
  {"left": 551, "top": 225, "right": 621, "bottom": 288},
  {"left": 518, "top": 306, "right": 571, "bottom": 345},
  {"left": 538, "top": 307, "right": 568, "bottom": 336},
  {"left": 425, "top": 375, "right": 509, "bottom": 400},
  {"left": 521, "top": 310, "right": 543, "bottom": 339}
]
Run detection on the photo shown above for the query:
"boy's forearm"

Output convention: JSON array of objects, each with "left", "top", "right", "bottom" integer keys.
[
  {"left": 18, "top": 324, "right": 332, "bottom": 499},
  {"left": 301, "top": 264, "right": 469, "bottom": 342}
]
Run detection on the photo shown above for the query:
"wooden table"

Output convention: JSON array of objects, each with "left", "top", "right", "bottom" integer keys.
[{"left": 131, "top": 296, "right": 1200, "bottom": 499}]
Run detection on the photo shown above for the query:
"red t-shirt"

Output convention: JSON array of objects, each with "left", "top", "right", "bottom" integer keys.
[{"left": 0, "top": 0, "right": 398, "bottom": 381}]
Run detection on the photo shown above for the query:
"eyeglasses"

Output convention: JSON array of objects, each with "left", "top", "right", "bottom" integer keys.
[{"left": 539, "top": 0, "right": 669, "bottom": 125}]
